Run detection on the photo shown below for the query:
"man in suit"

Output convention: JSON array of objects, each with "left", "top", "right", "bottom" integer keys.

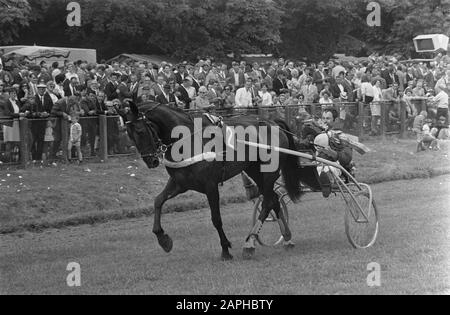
[
  {"left": 51, "top": 96, "right": 81, "bottom": 160},
  {"left": 313, "top": 61, "right": 328, "bottom": 92},
  {"left": 189, "top": 73, "right": 201, "bottom": 93},
  {"left": 272, "top": 70, "right": 288, "bottom": 96},
  {"left": 64, "top": 77, "right": 79, "bottom": 97},
  {"left": 177, "top": 78, "right": 193, "bottom": 110},
  {"left": 174, "top": 64, "right": 189, "bottom": 85},
  {"left": 227, "top": 62, "right": 246, "bottom": 89},
  {"left": 95, "top": 65, "right": 108, "bottom": 90},
  {"left": 156, "top": 84, "right": 178, "bottom": 107},
  {"left": 382, "top": 66, "right": 399, "bottom": 88},
  {"left": 128, "top": 74, "right": 140, "bottom": 102},
  {"left": 30, "top": 83, "right": 53, "bottom": 161},
  {"left": 151, "top": 75, "right": 166, "bottom": 97},
  {"left": 105, "top": 72, "right": 120, "bottom": 101},
  {"left": 117, "top": 74, "right": 132, "bottom": 102}
]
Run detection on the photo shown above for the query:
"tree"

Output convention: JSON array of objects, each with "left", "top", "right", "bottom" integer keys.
[
  {"left": 0, "top": 0, "right": 32, "bottom": 45},
  {"left": 15, "top": 0, "right": 282, "bottom": 61},
  {"left": 276, "top": 0, "right": 367, "bottom": 62}
]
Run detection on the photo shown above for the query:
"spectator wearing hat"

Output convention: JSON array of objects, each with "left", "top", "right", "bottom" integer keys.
[
  {"left": 331, "top": 61, "right": 346, "bottom": 79},
  {"left": 29, "top": 83, "right": 53, "bottom": 162}
]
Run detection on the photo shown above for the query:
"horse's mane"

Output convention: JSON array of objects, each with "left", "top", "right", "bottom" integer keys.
[{"left": 138, "top": 101, "right": 194, "bottom": 122}]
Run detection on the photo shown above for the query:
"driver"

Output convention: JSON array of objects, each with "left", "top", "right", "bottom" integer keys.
[{"left": 315, "top": 109, "right": 353, "bottom": 198}]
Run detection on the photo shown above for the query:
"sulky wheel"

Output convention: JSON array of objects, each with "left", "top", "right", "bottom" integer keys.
[
  {"left": 344, "top": 184, "right": 379, "bottom": 249},
  {"left": 252, "top": 195, "right": 289, "bottom": 247}
]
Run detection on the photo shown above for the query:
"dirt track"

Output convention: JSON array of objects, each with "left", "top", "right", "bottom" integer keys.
[{"left": 1, "top": 176, "right": 449, "bottom": 295}]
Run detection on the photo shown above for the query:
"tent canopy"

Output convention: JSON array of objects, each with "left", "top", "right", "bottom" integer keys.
[
  {"left": 106, "top": 54, "right": 178, "bottom": 66},
  {"left": 3, "top": 45, "right": 71, "bottom": 61}
]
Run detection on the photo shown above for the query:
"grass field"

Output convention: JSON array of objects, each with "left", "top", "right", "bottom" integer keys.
[
  {"left": 1, "top": 175, "right": 449, "bottom": 295},
  {"left": 0, "top": 138, "right": 449, "bottom": 233}
]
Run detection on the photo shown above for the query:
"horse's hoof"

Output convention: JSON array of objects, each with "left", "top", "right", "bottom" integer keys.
[
  {"left": 242, "top": 247, "right": 256, "bottom": 260},
  {"left": 283, "top": 241, "right": 295, "bottom": 251},
  {"left": 158, "top": 234, "right": 173, "bottom": 253},
  {"left": 221, "top": 252, "right": 234, "bottom": 261}
]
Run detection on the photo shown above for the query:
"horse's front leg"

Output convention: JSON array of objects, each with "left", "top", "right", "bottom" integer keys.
[
  {"left": 206, "top": 186, "right": 233, "bottom": 261},
  {"left": 153, "top": 177, "right": 183, "bottom": 253}
]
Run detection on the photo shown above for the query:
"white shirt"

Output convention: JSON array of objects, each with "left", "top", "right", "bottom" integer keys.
[
  {"left": 258, "top": 91, "right": 273, "bottom": 106},
  {"left": 373, "top": 85, "right": 383, "bottom": 101},
  {"left": 52, "top": 69, "right": 61, "bottom": 80},
  {"left": 432, "top": 90, "right": 449, "bottom": 108},
  {"left": 361, "top": 82, "right": 374, "bottom": 97},
  {"left": 235, "top": 87, "right": 253, "bottom": 108}
]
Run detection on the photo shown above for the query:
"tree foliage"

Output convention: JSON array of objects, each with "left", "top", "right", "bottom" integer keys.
[
  {"left": 7, "top": 0, "right": 450, "bottom": 61},
  {"left": 0, "top": 0, "right": 32, "bottom": 45},
  {"left": 361, "top": 0, "right": 450, "bottom": 57}
]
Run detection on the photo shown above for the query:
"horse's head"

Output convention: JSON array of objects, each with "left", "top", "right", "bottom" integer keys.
[{"left": 120, "top": 100, "right": 165, "bottom": 169}]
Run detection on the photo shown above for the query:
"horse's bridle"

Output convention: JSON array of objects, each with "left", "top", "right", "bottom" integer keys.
[{"left": 126, "top": 103, "right": 169, "bottom": 160}]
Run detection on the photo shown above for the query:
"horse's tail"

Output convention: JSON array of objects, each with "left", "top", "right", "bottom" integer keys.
[{"left": 274, "top": 119, "right": 303, "bottom": 202}]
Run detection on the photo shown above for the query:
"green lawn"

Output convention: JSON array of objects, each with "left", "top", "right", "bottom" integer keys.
[
  {"left": 0, "top": 138, "right": 449, "bottom": 233},
  {"left": 1, "top": 175, "right": 449, "bottom": 294}
]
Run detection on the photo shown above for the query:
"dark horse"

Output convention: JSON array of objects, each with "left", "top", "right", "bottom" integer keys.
[{"left": 119, "top": 101, "right": 302, "bottom": 260}]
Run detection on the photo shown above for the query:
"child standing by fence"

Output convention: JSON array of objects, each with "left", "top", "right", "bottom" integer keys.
[
  {"left": 42, "top": 119, "right": 54, "bottom": 163},
  {"left": 68, "top": 114, "right": 83, "bottom": 163}
]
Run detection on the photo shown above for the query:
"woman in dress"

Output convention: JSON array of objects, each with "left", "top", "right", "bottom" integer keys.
[
  {"left": 370, "top": 80, "right": 383, "bottom": 135},
  {"left": 192, "top": 86, "right": 214, "bottom": 111},
  {"left": 2, "top": 88, "right": 27, "bottom": 162}
]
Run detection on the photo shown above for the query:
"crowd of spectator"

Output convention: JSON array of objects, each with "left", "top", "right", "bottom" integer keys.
[{"left": 1, "top": 50, "right": 450, "bottom": 163}]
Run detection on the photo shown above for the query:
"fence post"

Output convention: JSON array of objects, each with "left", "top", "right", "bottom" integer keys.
[
  {"left": 358, "top": 101, "right": 364, "bottom": 139},
  {"left": 19, "top": 118, "right": 29, "bottom": 168},
  {"left": 285, "top": 105, "right": 291, "bottom": 126},
  {"left": 380, "top": 101, "right": 387, "bottom": 140},
  {"left": 311, "top": 103, "right": 317, "bottom": 117},
  {"left": 99, "top": 115, "right": 108, "bottom": 161},
  {"left": 61, "top": 118, "right": 69, "bottom": 162},
  {"left": 399, "top": 100, "right": 406, "bottom": 139}
]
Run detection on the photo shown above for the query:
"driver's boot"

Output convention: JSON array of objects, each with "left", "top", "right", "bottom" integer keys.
[{"left": 319, "top": 171, "right": 332, "bottom": 198}]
